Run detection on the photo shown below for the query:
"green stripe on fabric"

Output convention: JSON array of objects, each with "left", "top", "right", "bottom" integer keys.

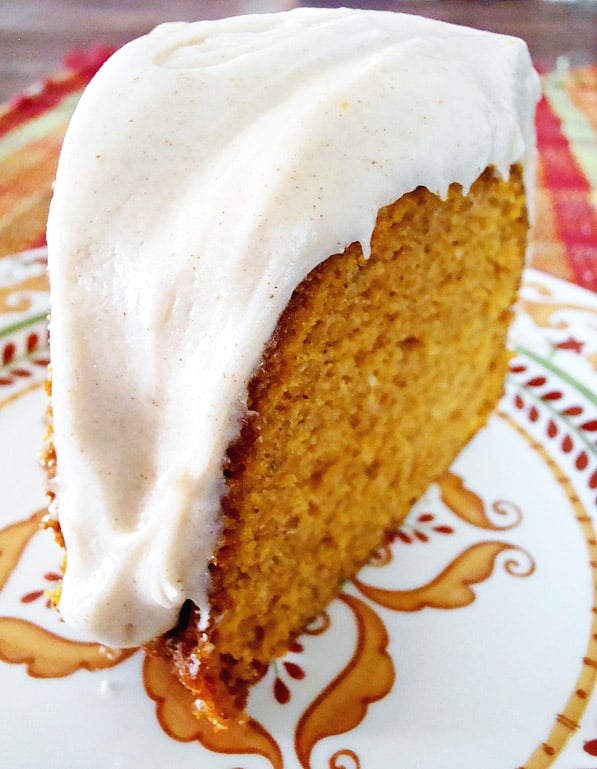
[
  {"left": 543, "top": 65, "right": 597, "bottom": 208},
  {"left": 0, "top": 92, "right": 82, "bottom": 163}
]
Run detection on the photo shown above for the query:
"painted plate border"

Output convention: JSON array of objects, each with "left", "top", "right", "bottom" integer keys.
[{"left": 0, "top": 251, "right": 596, "bottom": 769}]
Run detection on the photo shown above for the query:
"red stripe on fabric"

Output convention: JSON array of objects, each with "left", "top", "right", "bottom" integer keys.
[
  {"left": 536, "top": 97, "right": 591, "bottom": 191},
  {"left": 62, "top": 45, "right": 117, "bottom": 76},
  {"left": 30, "top": 232, "right": 48, "bottom": 249},
  {"left": 0, "top": 73, "right": 85, "bottom": 138},
  {"left": 535, "top": 95, "right": 597, "bottom": 291},
  {"left": 0, "top": 45, "right": 116, "bottom": 140}
]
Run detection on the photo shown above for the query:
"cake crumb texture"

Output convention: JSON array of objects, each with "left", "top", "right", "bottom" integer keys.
[{"left": 147, "top": 165, "right": 528, "bottom": 722}]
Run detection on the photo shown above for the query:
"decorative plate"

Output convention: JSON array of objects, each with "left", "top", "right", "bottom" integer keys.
[{"left": 1, "top": 248, "right": 596, "bottom": 769}]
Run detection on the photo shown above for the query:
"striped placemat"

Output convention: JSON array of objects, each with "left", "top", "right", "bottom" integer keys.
[
  {"left": 535, "top": 63, "right": 597, "bottom": 289},
  {"left": 0, "top": 48, "right": 595, "bottom": 291},
  {"left": 0, "top": 47, "right": 115, "bottom": 258}
]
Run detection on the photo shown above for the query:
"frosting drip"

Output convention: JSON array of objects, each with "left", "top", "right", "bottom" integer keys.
[{"left": 47, "top": 8, "right": 540, "bottom": 646}]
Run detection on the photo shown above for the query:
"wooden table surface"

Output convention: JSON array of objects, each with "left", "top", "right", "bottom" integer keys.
[{"left": 1, "top": 0, "right": 596, "bottom": 103}]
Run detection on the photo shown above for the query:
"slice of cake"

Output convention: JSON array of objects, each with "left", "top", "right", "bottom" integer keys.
[{"left": 44, "top": 8, "right": 540, "bottom": 722}]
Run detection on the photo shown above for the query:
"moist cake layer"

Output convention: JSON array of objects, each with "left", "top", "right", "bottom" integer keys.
[{"left": 149, "top": 165, "right": 530, "bottom": 719}]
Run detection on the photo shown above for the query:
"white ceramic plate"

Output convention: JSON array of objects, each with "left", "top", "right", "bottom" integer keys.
[{"left": 1, "top": 248, "right": 596, "bottom": 769}]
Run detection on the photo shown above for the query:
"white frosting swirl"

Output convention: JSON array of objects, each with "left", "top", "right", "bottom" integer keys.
[{"left": 47, "top": 8, "right": 540, "bottom": 647}]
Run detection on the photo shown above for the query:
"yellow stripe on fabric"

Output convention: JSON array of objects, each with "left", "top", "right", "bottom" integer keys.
[
  {"left": 0, "top": 124, "right": 67, "bottom": 255},
  {"left": 0, "top": 124, "right": 65, "bottom": 197},
  {"left": 0, "top": 194, "right": 50, "bottom": 256}
]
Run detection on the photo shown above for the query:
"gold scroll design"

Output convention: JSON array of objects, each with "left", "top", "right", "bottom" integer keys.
[
  {"left": 0, "top": 510, "right": 133, "bottom": 677},
  {"left": 437, "top": 470, "right": 523, "bottom": 531},
  {"left": 143, "top": 654, "right": 284, "bottom": 769},
  {"left": 294, "top": 593, "right": 395, "bottom": 769},
  {"left": 0, "top": 272, "right": 48, "bottom": 315},
  {"left": 353, "top": 540, "right": 534, "bottom": 613},
  {"left": 519, "top": 281, "right": 597, "bottom": 331}
]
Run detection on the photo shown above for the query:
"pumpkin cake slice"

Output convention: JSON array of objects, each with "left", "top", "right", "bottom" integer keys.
[{"left": 43, "top": 8, "right": 540, "bottom": 722}]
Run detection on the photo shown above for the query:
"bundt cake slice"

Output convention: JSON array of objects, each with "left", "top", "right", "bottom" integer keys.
[{"left": 44, "top": 8, "right": 540, "bottom": 723}]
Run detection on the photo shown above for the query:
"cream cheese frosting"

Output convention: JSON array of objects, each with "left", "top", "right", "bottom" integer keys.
[{"left": 46, "top": 7, "right": 540, "bottom": 647}]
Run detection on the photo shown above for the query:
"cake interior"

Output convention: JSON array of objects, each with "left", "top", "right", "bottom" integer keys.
[{"left": 145, "top": 165, "right": 528, "bottom": 721}]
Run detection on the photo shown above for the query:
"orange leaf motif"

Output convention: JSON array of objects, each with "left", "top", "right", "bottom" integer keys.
[
  {"left": 0, "top": 617, "right": 135, "bottom": 676},
  {"left": 143, "top": 654, "right": 283, "bottom": 769},
  {"left": 438, "top": 472, "right": 522, "bottom": 530},
  {"left": 517, "top": 296, "right": 597, "bottom": 330},
  {"left": 294, "top": 593, "right": 395, "bottom": 769},
  {"left": 0, "top": 509, "right": 45, "bottom": 590},
  {"left": 353, "top": 541, "right": 535, "bottom": 612}
]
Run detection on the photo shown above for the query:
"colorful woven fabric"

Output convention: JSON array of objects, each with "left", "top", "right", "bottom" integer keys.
[
  {"left": 0, "top": 50, "right": 596, "bottom": 291},
  {"left": 0, "top": 47, "right": 114, "bottom": 258},
  {"left": 534, "top": 64, "right": 597, "bottom": 290}
]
